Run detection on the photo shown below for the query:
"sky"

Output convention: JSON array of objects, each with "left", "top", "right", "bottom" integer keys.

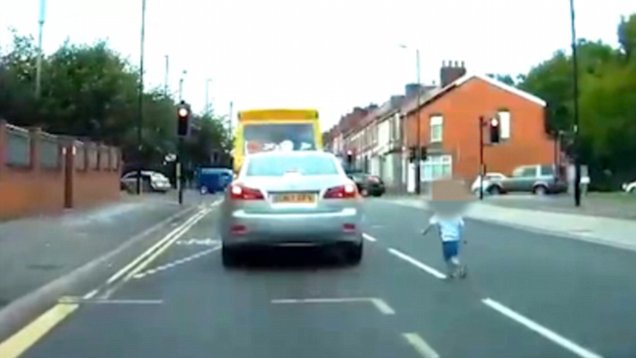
[{"left": 1, "top": 0, "right": 635, "bottom": 130}]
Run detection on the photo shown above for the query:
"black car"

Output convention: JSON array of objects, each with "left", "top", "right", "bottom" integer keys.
[{"left": 346, "top": 170, "right": 385, "bottom": 197}]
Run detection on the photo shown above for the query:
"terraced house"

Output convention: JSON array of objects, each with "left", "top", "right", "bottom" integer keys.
[{"left": 324, "top": 61, "right": 557, "bottom": 192}]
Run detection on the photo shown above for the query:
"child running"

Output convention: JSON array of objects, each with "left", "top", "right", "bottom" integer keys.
[{"left": 421, "top": 212, "right": 467, "bottom": 279}]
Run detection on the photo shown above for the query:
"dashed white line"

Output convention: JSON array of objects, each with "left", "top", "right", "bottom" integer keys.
[
  {"left": 482, "top": 298, "right": 603, "bottom": 358},
  {"left": 387, "top": 248, "right": 447, "bottom": 280},
  {"left": 362, "top": 233, "right": 377, "bottom": 242},
  {"left": 403, "top": 333, "right": 440, "bottom": 358},
  {"left": 271, "top": 297, "right": 395, "bottom": 315},
  {"left": 82, "top": 289, "right": 99, "bottom": 300}
]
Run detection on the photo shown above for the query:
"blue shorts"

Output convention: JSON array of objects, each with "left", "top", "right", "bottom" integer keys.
[{"left": 442, "top": 240, "right": 460, "bottom": 261}]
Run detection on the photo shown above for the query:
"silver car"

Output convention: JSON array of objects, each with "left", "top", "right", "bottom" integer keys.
[{"left": 219, "top": 151, "right": 364, "bottom": 266}]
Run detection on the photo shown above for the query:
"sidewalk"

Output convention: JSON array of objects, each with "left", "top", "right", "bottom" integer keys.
[
  {"left": 384, "top": 195, "right": 636, "bottom": 252},
  {"left": 0, "top": 191, "right": 209, "bottom": 310}
]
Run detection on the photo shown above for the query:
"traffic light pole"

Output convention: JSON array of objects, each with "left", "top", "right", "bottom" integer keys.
[
  {"left": 414, "top": 49, "right": 422, "bottom": 195},
  {"left": 479, "top": 116, "right": 485, "bottom": 200},
  {"left": 177, "top": 136, "right": 184, "bottom": 205}
]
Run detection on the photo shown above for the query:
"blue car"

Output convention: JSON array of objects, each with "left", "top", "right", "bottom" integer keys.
[{"left": 195, "top": 167, "right": 233, "bottom": 194}]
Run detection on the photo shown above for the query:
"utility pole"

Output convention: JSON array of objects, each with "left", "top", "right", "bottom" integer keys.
[
  {"left": 479, "top": 116, "right": 485, "bottom": 200},
  {"left": 414, "top": 48, "right": 422, "bottom": 195},
  {"left": 228, "top": 101, "right": 234, "bottom": 134},
  {"left": 35, "top": 0, "right": 46, "bottom": 99},
  {"left": 178, "top": 70, "right": 187, "bottom": 101},
  {"left": 569, "top": 0, "right": 582, "bottom": 207},
  {"left": 136, "top": 0, "right": 147, "bottom": 195},
  {"left": 164, "top": 55, "right": 169, "bottom": 96}
]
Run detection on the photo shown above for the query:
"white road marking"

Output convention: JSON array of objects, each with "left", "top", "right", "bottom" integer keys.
[
  {"left": 104, "top": 208, "right": 208, "bottom": 285},
  {"left": 132, "top": 246, "right": 220, "bottom": 279},
  {"left": 362, "top": 233, "right": 377, "bottom": 242},
  {"left": 482, "top": 298, "right": 603, "bottom": 358},
  {"left": 62, "top": 298, "right": 163, "bottom": 305},
  {"left": 387, "top": 248, "right": 447, "bottom": 280},
  {"left": 175, "top": 238, "right": 220, "bottom": 246},
  {"left": 271, "top": 297, "right": 395, "bottom": 315},
  {"left": 82, "top": 289, "right": 99, "bottom": 300},
  {"left": 403, "top": 333, "right": 440, "bottom": 358}
]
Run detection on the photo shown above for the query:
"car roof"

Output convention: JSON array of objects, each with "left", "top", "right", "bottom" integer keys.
[{"left": 245, "top": 150, "right": 335, "bottom": 160}]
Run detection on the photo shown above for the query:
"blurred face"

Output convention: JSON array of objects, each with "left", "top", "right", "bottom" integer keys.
[{"left": 428, "top": 179, "right": 474, "bottom": 218}]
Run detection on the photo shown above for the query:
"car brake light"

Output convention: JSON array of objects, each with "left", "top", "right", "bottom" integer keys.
[
  {"left": 230, "top": 184, "right": 264, "bottom": 200},
  {"left": 324, "top": 184, "right": 358, "bottom": 199}
]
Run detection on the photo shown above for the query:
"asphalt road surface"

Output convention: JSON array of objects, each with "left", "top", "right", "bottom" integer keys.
[{"left": 7, "top": 198, "right": 636, "bottom": 358}]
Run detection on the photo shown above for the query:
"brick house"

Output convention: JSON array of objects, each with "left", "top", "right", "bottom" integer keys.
[{"left": 403, "top": 61, "right": 555, "bottom": 190}]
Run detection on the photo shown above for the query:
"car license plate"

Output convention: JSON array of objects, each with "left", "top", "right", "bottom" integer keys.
[{"left": 273, "top": 193, "right": 315, "bottom": 204}]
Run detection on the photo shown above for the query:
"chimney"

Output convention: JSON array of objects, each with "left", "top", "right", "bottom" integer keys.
[
  {"left": 404, "top": 83, "right": 422, "bottom": 98},
  {"left": 440, "top": 60, "right": 467, "bottom": 87}
]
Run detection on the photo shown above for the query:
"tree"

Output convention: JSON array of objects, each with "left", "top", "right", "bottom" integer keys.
[{"left": 0, "top": 30, "right": 232, "bottom": 174}]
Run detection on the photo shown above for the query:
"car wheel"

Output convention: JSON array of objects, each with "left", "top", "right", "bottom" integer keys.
[
  {"left": 360, "top": 189, "right": 369, "bottom": 197},
  {"left": 344, "top": 242, "right": 363, "bottom": 265},
  {"left": 629, "top": 187, "right": 636, "bottom": 194},
  {"left": 200, "top": 186, "right": 208, "bottom": 195},
  {"left": 488, "top": 185, "right": 501, "bottom": 195},
  {"left": 221, "top": 246, "right": 240, "bottom": 267},
  {"left": 533, "top": 185, "right": 548, "bottom": 196}
]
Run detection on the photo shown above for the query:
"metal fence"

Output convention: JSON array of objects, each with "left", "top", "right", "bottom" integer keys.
[
  {"left": 6, "top": 125, "right": 30, "bottom": 167},
  {"left": 39, "top": 132, "right": 61, "bottom": 169}
]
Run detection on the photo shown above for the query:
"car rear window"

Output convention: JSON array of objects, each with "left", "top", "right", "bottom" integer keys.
[{"left": 246, "top": 155, "right": 338, "bottom": 176}]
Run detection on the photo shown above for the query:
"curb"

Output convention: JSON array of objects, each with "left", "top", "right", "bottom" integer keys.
[
  {"left": 0, "top": 203, "right": 199, "bottom": 343},
  {"left": 381, "top": 198, "right": 636, "bottom": 253}
]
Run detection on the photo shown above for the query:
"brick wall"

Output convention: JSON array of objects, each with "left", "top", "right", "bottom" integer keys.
[
  {"left": 0, "top": 120, "right": 122, "bottom": 220},
  {"left": 405, "top": 76, "right": 555, "bottom": 182}
]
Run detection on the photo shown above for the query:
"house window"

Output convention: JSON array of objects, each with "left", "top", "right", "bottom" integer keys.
[
  {"left": 421, "top": 155, "right": 452, "bottom": 181},
  {"left": 429, "top": 115, "right": 443, "bottom": 143},
  {"left": 498, "top": 110, "right": 511, "bottom": 139}
]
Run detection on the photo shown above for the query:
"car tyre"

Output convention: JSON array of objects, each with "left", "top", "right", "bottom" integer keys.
[
  {"left": 345, "top": 242, "right": 363, "bottom": 265},
  {"left": 488, "top": 185, "right": 501, "bottom": 195},
  {"left": 222, "top": 246, "right": 240, "bottom": 268},
  {"left": 200, "top": 186, "right": 208, "bottom": 195},
  {"left": 533, "top": 185, "right": 547, "bottom": 196}
]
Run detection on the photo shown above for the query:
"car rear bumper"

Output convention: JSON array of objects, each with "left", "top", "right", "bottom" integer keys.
[{"left": 222, "top": 208, "right": 363, "bottom": 247}]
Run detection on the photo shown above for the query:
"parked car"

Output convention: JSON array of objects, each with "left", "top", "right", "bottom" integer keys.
[
  {"left": 470, "top": 172, "right": 507, "bottom": 195},
  {"left": 485, "top": 164, "right": 568, "bottom": 195},
  {"left": 220, "top": 151, "right": 364, "bottom": 266},
  {"left": 345, "top": 170, "right": 385, "bottom": 197},
  {"left": 120, "top": 171, "right": 171, "bottom": 193},
  {"left": 622, "top": 180, "right": 636, "bottom": 193}
]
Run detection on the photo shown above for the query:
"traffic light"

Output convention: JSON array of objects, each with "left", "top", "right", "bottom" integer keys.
[
  {"left": 346, "top": 150, "right": 353, "bottom": 165},
  {"left": 177, "top": 101, "right": 190, "bottom": 137},
  {"left": 408, "top": 146, "right": 426, "bottom": 162},
  {"left": 489, "top": 117, "right": 501, "bottom": 143}
]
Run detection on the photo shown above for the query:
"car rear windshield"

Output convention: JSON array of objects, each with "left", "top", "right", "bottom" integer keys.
[{"left": 246, "top": 155, "right": 338, "bottom": 176}]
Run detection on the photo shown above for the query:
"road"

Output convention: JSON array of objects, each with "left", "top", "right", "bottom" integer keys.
[{"left": 4, "top": 198, "right": 636, "bottom": 357}]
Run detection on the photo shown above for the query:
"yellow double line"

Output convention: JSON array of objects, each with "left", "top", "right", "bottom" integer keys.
[{"left": 0, "top": 201, "right": 219, "bottom": 358}]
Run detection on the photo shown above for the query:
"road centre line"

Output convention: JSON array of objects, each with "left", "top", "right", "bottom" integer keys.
[
  {"left": 403, "top": 333, "right": 441, "bottom": 358},
  {"left": 0, "top": 299, "right": 78, "bottom": 358},
  {"left": 271, "top": 297, "right": 395, "bottom": 315},
  {"left": 60, "top": 298, "right": 163, "bottom": 305},
  {"left": 387, "top": 248, "right": 447, "bottom": 280},
  {"left": 482, "top": 298, "right": 603, "bottom": 358}
]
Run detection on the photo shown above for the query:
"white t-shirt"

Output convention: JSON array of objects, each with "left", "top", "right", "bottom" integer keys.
[{"left": 429, "top": 215, "right": 464, "bottom": 242}]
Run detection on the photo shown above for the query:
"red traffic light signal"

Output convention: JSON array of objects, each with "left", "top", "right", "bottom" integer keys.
[
  {"left": 489, "top": 117, "right": 501, "bottom": 143},
  {"left": 177, "top": 102, "right": 190, "bottom": 137}
]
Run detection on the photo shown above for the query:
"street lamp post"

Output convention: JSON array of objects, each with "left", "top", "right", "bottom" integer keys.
[
  {"left": 136, "top": 0, "right": 147, "bottom": 195},
  {"left": 569, "top": 0, "right": 582, "bottom": 207},
  {"left": 35, "top": 0, "right": 46, "bottom": 99},
  {"left": 399, "top": 44, "right": 423, "bottom": 195},
  {"left": 414, "top": 48, "right": 422, "bottom": 195},
  {"left": 205, "top": 79, "right": 212, "bottom": 114},
  {"left": 164, "top": 55, "right": 169, "bottom": 96}
]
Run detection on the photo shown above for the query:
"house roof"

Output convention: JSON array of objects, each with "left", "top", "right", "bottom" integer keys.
[{"left": 401, "top": 73, "right": 546, "bottom": 115}]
